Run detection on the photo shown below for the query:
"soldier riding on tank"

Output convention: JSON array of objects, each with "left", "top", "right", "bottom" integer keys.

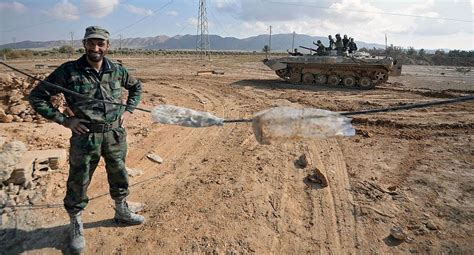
[
  {"left": 287, "top": 48, "right": 303, "bottom": 56},
  {"left": 343, "top": 34, "right": 349, "bottom": 50},
  {"left": 313, "top": 40, "right": 326, "bottom": 56},
  {"left": 335, "top": 34, "right": 344, "bottom": 56},
  {"left": 348, "top": 38, "right": 358, "bottom": 53},
  {"left": 327, "top": 35, "right": 335, "bottom": 51}
]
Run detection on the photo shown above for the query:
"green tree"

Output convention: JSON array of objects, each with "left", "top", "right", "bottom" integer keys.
[
  {"left": 418, "top": 48, "right": 425, "bottom": 56},
  {"left": 0, "top": 48, "right": 12, "bottom": 55},
  {"left": 59, "top": 45, "right": 74, "bottom": 53},
  {"left": 262, "top": 45, "right": 270, "bottom": 53},
  {"left": 406, "top": 47, "right": 417, "bottom": 56}
]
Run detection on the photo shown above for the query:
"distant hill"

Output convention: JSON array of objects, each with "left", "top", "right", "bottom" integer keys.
[{"left": 0, "top": 33, "right": 386, "bottom": 52}]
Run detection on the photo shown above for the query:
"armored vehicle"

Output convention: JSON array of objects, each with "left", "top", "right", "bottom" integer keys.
[{"left": 263, "top": 51, "right": 401, "bottom": 90}]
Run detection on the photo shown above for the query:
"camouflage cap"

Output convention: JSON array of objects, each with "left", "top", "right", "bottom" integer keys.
[{"left": 84, "top": 26, "right": 109, "bottom": 40}]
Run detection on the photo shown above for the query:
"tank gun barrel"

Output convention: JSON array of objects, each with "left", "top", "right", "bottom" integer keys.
[{"left": 299, "top": 45, "right": 318, "bottom": 52}]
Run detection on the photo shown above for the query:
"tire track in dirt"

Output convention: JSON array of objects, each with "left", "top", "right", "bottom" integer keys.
[
  {"left": 129, "top": 81, "right": 238, "bottom": 191},
  {"left": 127, "top": 83, "right": 209, "bottom": 169},
  {"left": 266, "top": 143, "right": 295, "bottom": 252},
  {"left": 129, "top": 79, "right": 234, "bottom": 185},
  {"left": 305, "top": 138, "right": 359, "bottom": 253},
  {"left": 387, "top": 142, "right": 425, "bottom": 188},
  {"left": 127, "top": 75, "right": 246, "bottom": 183},
  {"left": 378, "top": 85, "right": 472, "bottom": 98},
  {"left": 252, "top": 139, "right": 358, "bottom": 254},
  {"left": 127, "top": 78, "right": 225, "bottom": 157}
]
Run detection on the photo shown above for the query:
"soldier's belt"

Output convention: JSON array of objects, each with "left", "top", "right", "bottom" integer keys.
[{"left": 85, "top": 120, "right": 120, "bottom": 133}]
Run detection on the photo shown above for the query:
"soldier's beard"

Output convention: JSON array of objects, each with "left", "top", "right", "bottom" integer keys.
[{"left": 86, "top": 50, "right": 105, "bottom": 62}]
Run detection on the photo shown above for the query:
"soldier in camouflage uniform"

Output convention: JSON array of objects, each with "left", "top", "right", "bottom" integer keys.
[
  {"left": 342, "top": 34, "right": 349, "bottom": 50},
  {"left": 335, "top": 34, "right": 344, "bottom": 55},
  {"left": 327, "top": 35, "right": 335, "bottom": 51},
  {"left": 348, "top": 38, "right": 358, "bottom": 53},
  {"left": 287, "top": 48, "right": 303, "bottom": 56},
  {"left": 28, "top": 26, "right": 143, "bottom": 254},
  {"left": 313, "top": 40, "right": 326, "bottom": 56}
]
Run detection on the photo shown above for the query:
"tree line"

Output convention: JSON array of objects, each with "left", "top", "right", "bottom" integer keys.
[
  {"left": 1, "top": 44, "right": 473, "bottom": 67},
  {"left": 0, "top": 46, "right": 272, "bottom": 60},
  {"left": 359, "top": 45, "right": 474, "bottom": 66}
]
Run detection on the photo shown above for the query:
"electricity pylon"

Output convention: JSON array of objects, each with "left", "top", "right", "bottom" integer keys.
[{"left": 196, "top": 0, "right": 211, "bottom": 60}]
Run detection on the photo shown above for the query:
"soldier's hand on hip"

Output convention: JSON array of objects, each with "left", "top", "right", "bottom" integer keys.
[{"left": 63, "top": 117, "right": 90, "bottom": 134}]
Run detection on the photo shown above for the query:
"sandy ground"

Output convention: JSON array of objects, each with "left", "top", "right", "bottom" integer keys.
[{"left": 1, "top": 55, "right": 473, "bottom": 254}]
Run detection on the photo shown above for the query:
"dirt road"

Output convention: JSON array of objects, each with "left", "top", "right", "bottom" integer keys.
[{"left": 1, "top": 55, "right": 473, "bottom": 254}]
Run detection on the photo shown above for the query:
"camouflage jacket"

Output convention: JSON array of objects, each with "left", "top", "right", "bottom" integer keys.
[{"left": 29, "top": 55, "right": 142, "bottom": 124}]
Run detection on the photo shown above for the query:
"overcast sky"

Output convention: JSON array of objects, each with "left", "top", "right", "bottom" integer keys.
[{"left": 0, "top": 0, "right": 473, "bottom": 50}]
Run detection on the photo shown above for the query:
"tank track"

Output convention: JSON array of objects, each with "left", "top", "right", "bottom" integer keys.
[{"left": 275, "top": 64, "right": 390, "bottom": 90}]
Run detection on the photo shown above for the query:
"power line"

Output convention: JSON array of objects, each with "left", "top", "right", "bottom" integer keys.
[
  {"left": 112, "top": 3, "right": 175, "bottom": 40},
  {"left": 263, "top": 0, "right": 473, "bottom": 23},
  {"left": 0, "top": 0, "right": 131, "bottom": 33},
  {"left": 111, "top": 0, "right": 174, "bottom": 36},
  {"left": 176, "top": 22, "right": 193, "bottom": 36},
  {"left": 208, "top": 0, "right": 232, "bottom": 37}
]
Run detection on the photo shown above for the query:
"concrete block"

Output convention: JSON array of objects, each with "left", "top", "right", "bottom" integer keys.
[
  {"left": 26, "top": 149, "right": 67, "bottom": 170},
  {"left": 7, "top": 156, "right": 34, "bottom": 185},
  {"left": 7, "top": 149, "right": 67, "bottom": 185}
]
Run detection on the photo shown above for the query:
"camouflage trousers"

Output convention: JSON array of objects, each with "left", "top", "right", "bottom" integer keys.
[{"left": 64, "top": 127, "right": 129, "bottom": 214}]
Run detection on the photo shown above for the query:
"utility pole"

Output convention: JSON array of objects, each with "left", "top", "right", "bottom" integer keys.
[
  {"left": 69, "top": 32, "right": 74, "bottom": 58},
  {"left": 119, "top": 34, "right": 122, "bottom": 50},
  {"left": 196, "top": 0, "right": 211, "bottom": 60},
  {"left": 268, "top": 26, "right": 272, "bottom": 58},
  {"left": 291, "top": 31, "right": 295, "bottom": 51}
]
